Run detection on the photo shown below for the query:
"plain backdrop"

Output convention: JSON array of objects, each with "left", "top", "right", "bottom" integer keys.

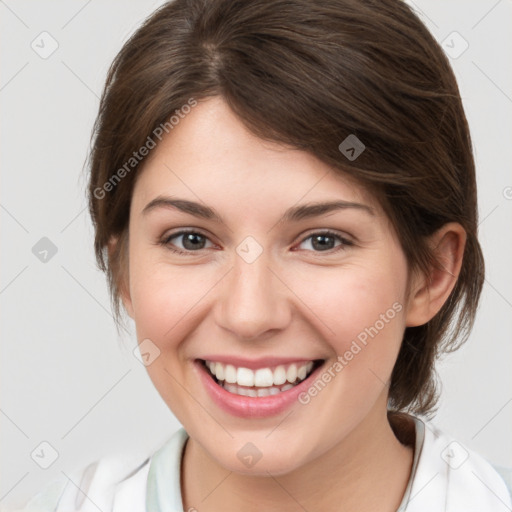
[{"left": 1, "top": 0, "right": 511, "bottom": 509}]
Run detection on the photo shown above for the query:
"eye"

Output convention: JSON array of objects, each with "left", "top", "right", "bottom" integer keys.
[
  {"left": 160, "top": 230, "right": 214, "bottom": 254},
  {"left": 159, "top": 229, "right": 353, "bottom": 255},
  {"left": 295, "top": 230, "right": 353, "bottom": 253}
]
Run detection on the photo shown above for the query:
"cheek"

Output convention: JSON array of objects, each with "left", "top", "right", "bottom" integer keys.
[
  {"left": 130, "top": 259, "right": 208, "bottom": 340},
  {"left": 127, "top": 249, "right": 217, "bottom": 415},
  {"left": 288, "top": 258, "right": 407, "bottom": 375}
]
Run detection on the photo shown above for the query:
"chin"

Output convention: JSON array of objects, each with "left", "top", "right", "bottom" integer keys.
[{"left": 208, "top": 438, "right": 314, "bottom": 477}]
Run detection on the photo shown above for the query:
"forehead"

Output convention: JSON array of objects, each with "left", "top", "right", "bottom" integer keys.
[{"left": 132, "top": 96, "right": 379, "bottom": 216}]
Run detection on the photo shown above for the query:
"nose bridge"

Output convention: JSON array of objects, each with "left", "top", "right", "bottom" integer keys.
[{"left": 216, "top": 243, "right": 290, "bottom": 340}]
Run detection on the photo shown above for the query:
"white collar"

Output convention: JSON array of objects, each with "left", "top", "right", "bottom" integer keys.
[
  {"left": 397, "top": 415, "right": 511, "bottom": 511},
  {"left": 145, "top": 416, "right": 511, "bottom": 512}
]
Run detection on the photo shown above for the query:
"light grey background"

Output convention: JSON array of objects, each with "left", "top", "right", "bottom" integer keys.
[{"left": 1, "top": 0, "right": 511, "bottom": 509}]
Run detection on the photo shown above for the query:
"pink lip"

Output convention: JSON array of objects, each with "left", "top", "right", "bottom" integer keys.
[
  {"left": 198, "top": 355, "right": 319, "bottom": 370},
  {"left": 194, "top": 359, "right": 325, "bottom": 418}
]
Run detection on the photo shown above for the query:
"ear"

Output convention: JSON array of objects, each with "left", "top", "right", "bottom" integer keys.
[
  {"left": 108, "top": 235, "right": 134, "bottom": 319},
  {"left": 405, "top": 222, "right": 466, "bottom": 327}
]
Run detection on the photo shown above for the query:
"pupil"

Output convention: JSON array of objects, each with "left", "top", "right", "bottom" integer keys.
[
  {"left": 312, "top": 235, "right": 334, "bottom": 251},
  {"left": 183, "top": 233, "right": 205, "bottom": 250}
]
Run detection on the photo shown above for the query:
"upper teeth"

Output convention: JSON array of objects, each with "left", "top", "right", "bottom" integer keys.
[{"left": 205, "top": 360, "right": 314, "bottom": 388}]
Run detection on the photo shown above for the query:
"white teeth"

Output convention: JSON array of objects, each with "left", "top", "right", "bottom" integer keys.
[
  {"left": 237, "top": 386, "right": 248, "bottom": 396},
  {"left": 297, "top": 365, "right": 307, "bottom": 381},
  {"left": 236, "top": 367, "right": 254, "bottom": 387},
  {"left": 225, "top": 364, "right": 237, "bottom": 384},
  {"left": 254, "top": 368, "right": 274, "bottom": 387},
  {"left": 224, "top": 383, "right": 238, "bottom": 393},
  {"left": 219, "top": 381, "right": 298, "bottom": 396},
  {"left": 204, "top": 359, "right": 318, "bottom": 390},
  {"left": 273, "top": 365, "right": 287, "bottom": 385},
  {"left": 214, "top": 362, "right": 224, "bottom": 381},
  {"left": 286, "top": 364, "right": 298, "bottom": 384}
]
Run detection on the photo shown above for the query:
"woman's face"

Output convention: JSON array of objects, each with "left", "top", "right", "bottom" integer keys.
[{"left": 123, "top": 96, "right": 416, "bottom": 475}]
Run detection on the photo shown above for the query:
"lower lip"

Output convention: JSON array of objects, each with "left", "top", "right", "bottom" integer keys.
[{"left": 195, "top": 360, "right": 324, "bottom": 418}]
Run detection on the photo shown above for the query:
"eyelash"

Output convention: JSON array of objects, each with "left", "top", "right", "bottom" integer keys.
[{"left": 158, "top": 229, "right": 354, "bottom": 256}]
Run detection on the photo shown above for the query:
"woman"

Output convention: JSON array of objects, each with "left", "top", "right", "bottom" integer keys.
[{"left": 21, "top": 0, "right": 512, "bottom": 510}]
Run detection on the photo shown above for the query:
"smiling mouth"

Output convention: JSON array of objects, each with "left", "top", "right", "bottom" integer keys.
[{"left": 199, "top": 359, "right": 324, "bottom": 397}]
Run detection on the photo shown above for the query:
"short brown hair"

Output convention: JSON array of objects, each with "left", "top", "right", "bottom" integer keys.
[{"left": 87, "top": 0, "right": 484, "bottom": 416}]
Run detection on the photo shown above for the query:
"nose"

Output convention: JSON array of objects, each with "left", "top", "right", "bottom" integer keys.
[{"left": 215, "top": 251, "right": 292, "bottom": 341}]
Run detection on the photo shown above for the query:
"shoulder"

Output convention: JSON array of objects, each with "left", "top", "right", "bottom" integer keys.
[
  {"left": 489, "top": 464, "right": 512, "bottom": 501},
  {"left": 410, "top": 415, "right": 512, "bottom": 510},
  {"left": 18, "top": 456, "right": 150, "bottom": 512},
  {"left": 16, "top": 431, "right": 186, "bottom": 512}
]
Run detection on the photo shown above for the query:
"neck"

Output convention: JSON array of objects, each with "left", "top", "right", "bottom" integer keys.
[{"left": 181, "top": 405, "right": 414, "bottom": 512}]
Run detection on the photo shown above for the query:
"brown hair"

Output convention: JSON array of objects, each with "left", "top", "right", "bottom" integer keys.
[{"left": 87, "top": 0, "right": 484, "bottom": 417}]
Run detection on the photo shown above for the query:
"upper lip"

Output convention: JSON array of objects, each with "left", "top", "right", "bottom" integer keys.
[{"left": 197, "top": 356, "right": 324, "bottom": 370}]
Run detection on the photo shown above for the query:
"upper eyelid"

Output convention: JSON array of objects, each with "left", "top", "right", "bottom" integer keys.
[{"left": 163, "top": 228, "right": 214, "bottom": 243}]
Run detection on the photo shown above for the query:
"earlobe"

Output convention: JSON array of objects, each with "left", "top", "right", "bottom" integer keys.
[{"left": 405, "top": 222, "right": 466, "bottom": 327}]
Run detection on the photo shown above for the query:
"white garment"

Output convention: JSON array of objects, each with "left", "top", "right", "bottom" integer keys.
[{"left": 17, "top": 415, "right": 512, "bottom": 512}]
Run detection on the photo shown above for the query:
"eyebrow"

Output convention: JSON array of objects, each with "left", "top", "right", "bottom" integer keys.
[{"left": 142, "top": 196, "right": 375, "bottom": 223}]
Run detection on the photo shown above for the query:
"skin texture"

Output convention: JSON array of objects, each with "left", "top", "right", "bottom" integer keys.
[{"left": 116, "top": 96, "right": 466, "bottom": 512}]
